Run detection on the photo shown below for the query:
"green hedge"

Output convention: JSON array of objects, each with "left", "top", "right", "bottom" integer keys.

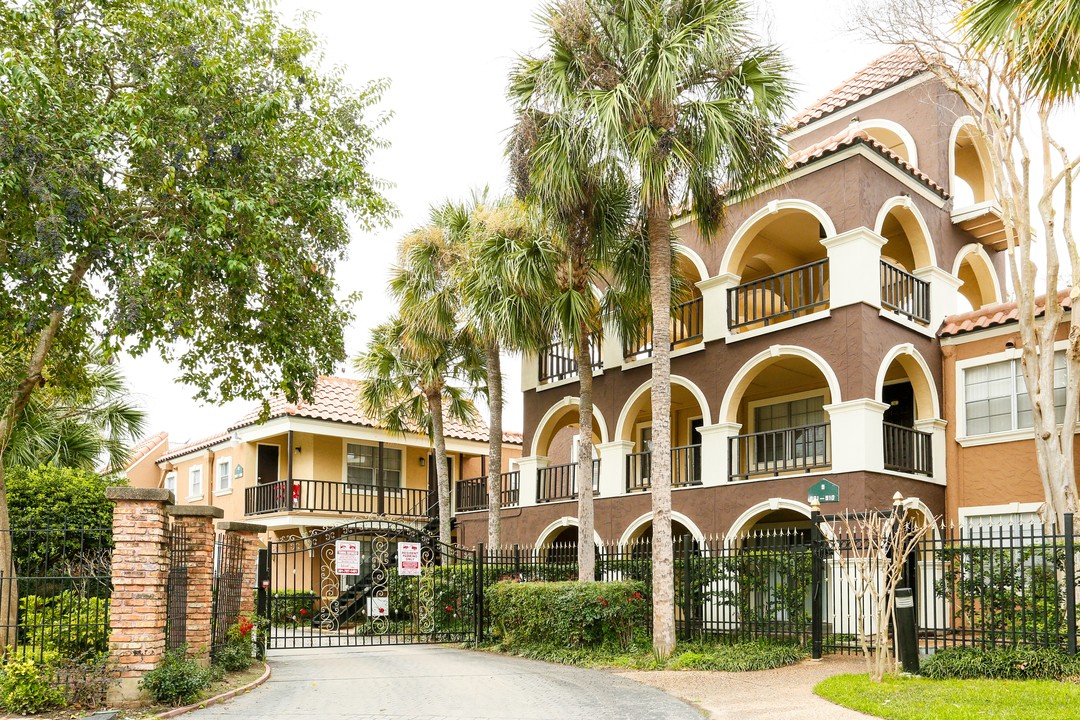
[
  {"left": 921, "top": 647, "right": 1080, "bottom": 681},
  {"left": 18, "top": 593, "right": 108, "bottom": 658},
  {"left": 486, "top": 580, "right": 649, "bottom": 649},
  {"left": 269, "top": 591, "right": 316, "bottom": 625}
]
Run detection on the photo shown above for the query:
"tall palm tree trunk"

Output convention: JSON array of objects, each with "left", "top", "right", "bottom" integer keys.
[
  {"left": 647, "top": 200, "right": 675, "bottom": 657},
  {"left": 426, "top": 391, "right": 454, "bottom": 548},
  {"left": 484, "top": 342, "right": 504, "bottom": 550},
  {"left": 574, "top": 327, "right": 596, "bottom": 581}
]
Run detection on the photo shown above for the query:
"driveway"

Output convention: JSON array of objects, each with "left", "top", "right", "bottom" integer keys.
[{"left": 183, "top": 645, "right": 704, "bottom": 719}]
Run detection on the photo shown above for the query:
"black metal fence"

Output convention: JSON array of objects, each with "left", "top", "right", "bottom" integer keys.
[
  {"left": 165, "top": 523, "right": 191, "bottom": 651},
  {"left": 727, "top": 258, "right": 829, "bottom": 331},
  {"left": 211, "top": 532, "right": 245, "bottom": 656}
]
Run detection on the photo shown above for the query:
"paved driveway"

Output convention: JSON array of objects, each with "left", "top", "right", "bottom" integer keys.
[{"left": 184, "top": 645, "right": 703, "bottom": 719}]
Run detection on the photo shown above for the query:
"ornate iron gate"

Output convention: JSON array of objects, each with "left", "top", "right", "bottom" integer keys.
[{"left": 260, "top": 520, "right": 480, "bottom": 650}]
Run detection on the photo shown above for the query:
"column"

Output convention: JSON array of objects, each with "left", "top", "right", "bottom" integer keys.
[
  {"left": 698, "top": 273, "right": 739, "bottom": 343},
  {"left": 105, "top": 487, "right": 173, "bottom": 703},
  {"left": 913, "top": 266, "right": 963, "bottom": 333},
  {"left": 596, "top": 441, "right": 633, "bottom": 497},
  {"left": 914, "top": 418, "right": 948, "bottom": 483},
  {"left": 823, "top": 399, "right": 888, "bottom": 473},
  {"left": 168, "top": 505, "right": 224, "bottom": 666},
  {"left": 821, "top": 228, "right": 887, "bottom": 310},
  {"left": 516, "top": 456, "right": 548, "bottom": 507},
  {"left": 521, "top": 351, "right": 539, "bottom": 392},
  {"left": 698, "top": 422, "right": 741, "bottom": 485},
  {"left": 218, "top": 521, "right": 267, "bottom": 617},
  {"left": 601, "top": 316, "right": 625, "bottom": 371}
]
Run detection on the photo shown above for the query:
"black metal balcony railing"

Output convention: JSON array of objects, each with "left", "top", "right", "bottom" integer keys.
[
  {"left": 537, "top": 341, "right": 603, "bottom": 384},
  {"left": 244, "top": 479, "right": 430, "bottom": 518},
  {"left": 728, "top": 259, "right": 829, "bottom": 331},
  {"left": 625, "top": 444, "right": 703, "bottom": 492},
  {"left": 623, "top": 296, "right": 704, "bottom": 360},
  {"left": 883, "top": 423, "right": 933, "bottom": 477},
  {"left": 880, "top": 260, "right": 930, "bottom": 324},
  {"left": 537, "top": 459, "right": 601, "bottom": 503},
  {"left": 454, "top": 472, "right": 521, "bottom": 513},
  {"left": 728, "top": 423, "right": 831, "bottom": 480}
]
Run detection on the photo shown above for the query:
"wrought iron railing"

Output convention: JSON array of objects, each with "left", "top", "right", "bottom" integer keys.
[
  {"left": 454, "top": 472, "right": 521, "bottom": 513},
  {"left": 728, "top": 423, "right": 831, "bottom": 480},
  {"left": 727, "top": 259, "right": 829, "bottom": 331},
  {"left": 625, "top": 444, "right": 703, "bottom": 492},
  {"left": 880, "top": 260, "right": 930, "bottom": 324},
  {"left": 883, "top": 422, "right": 933, "bottom": 476},
  {"left": 623, "top": 296, "right": 705, "bottom": 360},
  {"left": 537, "top": 459, "right": 601, "bottom": 503},
  {"left": 244, "top": 478, "right": 430, "bottom": 518},
  {"left": 537, "top": 340, "right": 603, "bottom": 384}
]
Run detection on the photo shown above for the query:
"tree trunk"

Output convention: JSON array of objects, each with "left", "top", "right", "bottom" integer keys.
[
  {"left": 485, "top": 342, "right": 503, "bottom": 550},
  {"left": 426, "top": 391, "right": 453, "bottom": 548},
  {"left": 646, "top": 199, "right": 675, "bottom": 657},
  {"left": 574, "top": 328, "right": 596, "bottom": 582}
]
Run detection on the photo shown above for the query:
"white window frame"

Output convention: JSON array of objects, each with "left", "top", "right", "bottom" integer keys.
[
  {"left": 956, "top": 342, "right": 1069, "bottom": 445},
  {"left": 215, "top": 456, "right": 232, "bottom": 496},
  {"left": 187, "top": 465, "right": 203, "bottom": 501},
  {"left": 164, "top": 471, "right": 177, "bottom": 495},
  {"left": 957, "top": 502, "right": 1045, "bottom": 538},
  {"left": 343, "top": 442, "right": 404, "bottom": 493}
]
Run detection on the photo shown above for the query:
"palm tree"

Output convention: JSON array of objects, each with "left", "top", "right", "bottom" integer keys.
[
  {"left": 514, "top": 0, "right": 793, "bottom": 655},
  {"left": 961, "top": 0, "right": 1080, "bottom": 103},
  {"left": 355, "top": 316, "right": 483, "bottom": 547}
]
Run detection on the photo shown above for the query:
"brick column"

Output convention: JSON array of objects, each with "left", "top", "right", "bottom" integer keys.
[
  {"left": 217, "top": 521, "right": 266, "bottom": 616},
  {"left": 168, "top": 505, "right": 223, "bottom": 667},
  {"left": 105, "top": 487, "right": 173, "bottom": 704}
]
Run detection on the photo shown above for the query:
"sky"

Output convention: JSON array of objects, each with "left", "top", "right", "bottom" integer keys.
[{"left": 120, "top": 0, "right": 896, "bottom": 446}]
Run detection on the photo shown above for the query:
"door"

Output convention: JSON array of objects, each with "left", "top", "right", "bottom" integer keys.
[
  {"left": 689, "top": 418, "right": 704, "bottom": 483},
  {"left": 883, "top": 382, "right": 915, "bottom": 427},
  {"left": 257, "top": 445, "right": 280, "bottom": 485}
]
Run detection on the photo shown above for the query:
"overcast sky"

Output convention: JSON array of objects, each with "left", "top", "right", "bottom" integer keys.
[{"left": 121, "top": 0, "right": 899, "bottom": 445}]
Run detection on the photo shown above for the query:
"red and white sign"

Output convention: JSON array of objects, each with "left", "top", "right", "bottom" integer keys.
[
  {"left": 397, "top": 542, "right": 422, "bottom": 576},
  {"left": 335, "top": 540, "right": 361, "bottom": 576}
]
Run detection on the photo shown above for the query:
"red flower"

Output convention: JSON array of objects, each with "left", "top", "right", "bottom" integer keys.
[
  {"left": 300, "top": 608, "right": 307, "bottom": 616},
  {"left": 445, "top": 605, "right": 453, "bottom": 612},
  {"left": 596, "top": 597, "right": 608, "bottom": 607}
]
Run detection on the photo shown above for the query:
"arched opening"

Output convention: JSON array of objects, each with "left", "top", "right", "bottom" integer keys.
[
  {"left": 624, "top": 248, "right": 706, "bottom": 361},
  {"left": 876, "top": 200, "right": 935, "bottom": 325},
  {"left": 951, "top": 120, "right": 994, "bottom": 207},
  {"left": 878, "top": 348, "right": 938, "bottom": 478},
  {"left": 855, "top": 119, "right": 918, "bottom": 166},
  {"left": 723, "top": 203, "right": 834, "bottom": 333},
  {"left": 616, "top": 378, "right": 710, "bottom": 491},
  {"left": 953, "top": 244, "right": 1001, "bottom": 312},
  {"left": 723, "top": 351, "right": 839, "bottom": 481},
  {"left": 534, "top": 519, "right": 604, "bottom": 574},
  {"left": 532, "top": 399, "right": 605, "bottom": 503}
]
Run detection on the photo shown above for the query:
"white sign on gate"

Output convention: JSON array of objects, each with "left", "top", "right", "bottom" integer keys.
[
  {"left": 397, "top": 542, "right": 422, "bottom": 576},
  {"left": 335, "top": 540, "right": 361, "bottom": 576},
  {"left": 368, "top": 595, "right": 389, "bottom": 617}
]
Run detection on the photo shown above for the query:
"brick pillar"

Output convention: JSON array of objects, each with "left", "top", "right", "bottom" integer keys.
[
  {"left": 217, "top": 521, "right": 266, "bottom": 616},
  {"left": 105, "top": 487, "right": 173, "bottom": 704},
  {"left": 168, "top": 505, "right": 223, "bottom": 667}
]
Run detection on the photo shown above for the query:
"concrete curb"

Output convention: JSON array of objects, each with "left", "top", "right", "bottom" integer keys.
[{"left": 153, "top": 661, "right": 271, "bottom": 719}]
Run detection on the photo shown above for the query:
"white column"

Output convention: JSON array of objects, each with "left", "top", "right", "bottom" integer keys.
[
  {"left": 601, "top": 316, "right": 624, "bottom": 372},
  {"left": 821, "top": 228, "right": 887, "bottom": 310},
  {"left": 913, "top": 266, "right": 963, "bottom": 333},
  {"left": 515, "top": 456, "right": 548, "bottom": 508},
  {"left": 697, "top": 273, "right": 739, "bottom": 343},
  {"left": 521, "top": 352, "right": 538, "bottom": 392},
  {"left": 698, "top": 422, "right": 741, "bottom": 486},
  {"left": 823, "top": 399, "right": 888, "bottom": 473},
  {"left": 914, "top": 418, "right": 948, "bottom": 483},
  {"left": 596, "top": 441, "right": 633, "bottom": 497}
]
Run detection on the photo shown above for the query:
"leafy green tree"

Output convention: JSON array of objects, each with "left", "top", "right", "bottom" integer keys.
[
  {"left": 512, "top": 0, "right": 793, "bottom": 654},
  {"left": 0, "top": 0, "right": 392, "bottom": 645}
]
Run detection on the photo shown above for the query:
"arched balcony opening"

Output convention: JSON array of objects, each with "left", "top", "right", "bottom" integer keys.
[
  {"left": 726, "top": 355, "right": 836, "bottom": 481},
  {"left": 617, "top": 380, "right": 709, "bottom": 492},
  {"left": 879, "top": 350, "right": 938, "bottom": 478},
  {"left": 532, "top": 401, "right": 602, "bottom": 503},
  {"left": 855, "top": 119, "right": 918, "bottom": 166},
  {"left": 953, "top": 245, "right": 1001, "bottom": 313},
  {"left": 951, "top": 121, "right": 993, "bottom": 207},
  {"left": 877, "top": 202, "right": 934, "bottom": 325},
  {"left": 725, "top": 206, "right": 832, "bottom": 332},
  {"left": 623, "top": 249, "right": 706, "bottom": 361}
]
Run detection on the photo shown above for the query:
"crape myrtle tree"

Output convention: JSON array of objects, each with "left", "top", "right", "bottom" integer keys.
[
  {"left": 857, "top": 0, "right": 1080, "bottom": 525},
  {"left": 0, "top": 0, "right": 392, "bottom": 645},
  {"left": 514, "top": 0, "right": 793, "bottom": 655}
]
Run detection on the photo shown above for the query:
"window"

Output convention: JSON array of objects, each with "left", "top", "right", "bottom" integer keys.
[
  {"left": 215, "top": 457, "right": 232, "bottom": 494},
  {"left": 959, "top": 503, "right": 1044, "bottom": 538},
  {"left": 188, "top": 466, "right": 203, "bottom": 499},
  {"left": 164, "top": 472, "right": 177, "bottom": 494},
  {"left": 346, "top": 444, "right": 402, "bottom": 490},
  {"left": 753, "top": 395, "right": 827, "bottom": 463},
  {"left": 964, "top": 351, "right": 1066, "bottom": 435}
]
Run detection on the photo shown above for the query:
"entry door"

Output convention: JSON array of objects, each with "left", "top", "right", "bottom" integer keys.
[
  {"left": 689, "top": 418, "right": 704, "bottom": 482},
  {"left": 883, "top": 382, "right": 916, "bottom": 427},
  {"left": 257, "top": 445, "right": 280, "bottom": 485}
]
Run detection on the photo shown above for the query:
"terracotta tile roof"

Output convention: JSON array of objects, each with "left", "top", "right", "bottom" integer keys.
[
  {"left": 158, "top": 431, "right": 232, "bottom": 464},
  {"left": 502, "top": 430, "right": 524, "bottom": 445},
  {"left": 939, "top": 289, "right": 1074, "bottom": 337},
  {"left": 114, "top": 430, "right": 168, "bottom": 472},
  {"left": 790, "top": 48, "right": 927, "bottom": 130},
  {"left": 786, "top": 125, "right": 948, "bottom": 198}
]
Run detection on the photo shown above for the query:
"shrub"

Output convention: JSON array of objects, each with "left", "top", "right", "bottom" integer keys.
[
  {"left": 269, "top": 591, "right": 316, "bottom": 625},
  {"left": 0, "top": 653, "right": 66, "bottom": 714},
  {"left": 56, "top": 653, "right": 114, "bottom": 708},
  {"left": 486, "top": 580, "right": 650, "bottom": 649},
  {"left": 213, "top": 616, "right": 256, "bottom": 672},
  {"left": 667, "top": 640, "right": 806, "bottom": 671},
  {"left": 18, "top": 592, "right": 109, "bottom": 657},
  {"left": 921, "top": 647, "right": 1080, "bottom": 681},
  {"left": 139, "top": 647, "right": 213, "bottom": 706}
]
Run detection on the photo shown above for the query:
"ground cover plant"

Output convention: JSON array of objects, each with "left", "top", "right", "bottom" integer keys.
[
  {"left": 815, "top": 673, "right": 1080, "bottom": 720},
  {"left": 920, "top": 647, "right": 1080, "bottom": 681}
]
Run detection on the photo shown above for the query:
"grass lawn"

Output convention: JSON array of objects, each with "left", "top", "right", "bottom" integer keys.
[{"left": 815, "top": 673, "right": 1080, "bottom": 720}]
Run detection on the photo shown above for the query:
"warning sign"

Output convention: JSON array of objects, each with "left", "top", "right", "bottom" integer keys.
[
  {"left": 335, "top": 540, "right": 361, "bottom": 576},
  {"left": 397, "top": 542, "right": 422, "bottom": 576}
]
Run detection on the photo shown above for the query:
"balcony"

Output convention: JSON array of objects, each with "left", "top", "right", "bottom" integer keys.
[
  {"left": 625, "top": 444, "right": 703, "bottom": 492},
  {"left": 727, "top": 259, "right": 829, "bottom": 331},
  {"left": 880, "top": 260, "right": 930, "bottom": 324},
  {"left": 623, "top": 297, "right": 704, "bottom": 361},
  {"left": 883, "top": 423, "right": 933, "bottom": 477},
  {"left": 537, "top": 459, "right": 601, "bottom": 503},
  {"left": 729, "top": 423, "right": 831, "bottom": 480},
  {"left": 537, "top": 341, "right": 603, "bottom": 385},
  {"left": 244, "top": 479, "right": 431, "bottom": 519},
  {"left": 454, "top": 472, "right": 521, "bottom": 513}
]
